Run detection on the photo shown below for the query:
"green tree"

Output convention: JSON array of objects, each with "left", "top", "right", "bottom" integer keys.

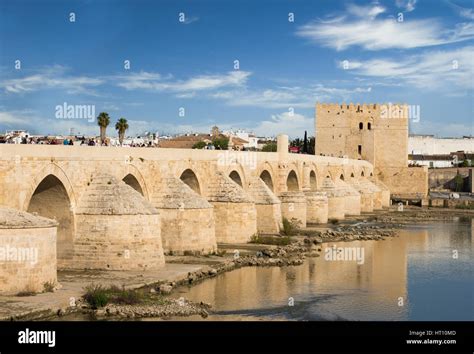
[
  {"left": 262, "top": 142, "right": 277, "bottom": 152},
  {"left": 212, "top": 137, "right": 229, "bottom": 150},
  {"left": 303, "top": 131, "right": 308, "bottom": 153},
  {"left": 308, "top": 136, "right": 315, "bottom": 155},
  {"left": 97, "top": 112, "right": 111, "bottom": 144},
  {"left": 115, "top": 118, "right": 129, "bottom": 146},
  {"left": 192, "top": 141, "right": 206, "bottom": 149}
]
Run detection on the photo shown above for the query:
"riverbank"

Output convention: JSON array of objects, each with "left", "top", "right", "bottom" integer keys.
[{"left": 2, "top": 206, "right": 473, "bottom": 321}]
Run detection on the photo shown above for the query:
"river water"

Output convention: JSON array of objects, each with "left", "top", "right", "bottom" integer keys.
[{"left": 170, "top": 219, "right": 473, "bottom": 321}]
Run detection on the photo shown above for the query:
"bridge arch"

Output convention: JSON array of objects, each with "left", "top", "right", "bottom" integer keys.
[
  {"left": 123, "top": 174, "right": 145, "bottom": 196},
  {"left": 287, "top": 170, "right": 300, "bottom": 191},
  {"left": 260, "top": 169, "right": 274, "bottom": 191},
  {"left": 309, "top": 170, "right": 318, "bottom": 191},
  {"left": 229, "top": 170, "right": 243, "bottom": 187},
  {"left": 121, "top": 165, "right": 150, "bottom": 200},
  {"left": 26, "top": 171, "right": 75, "bottom": 265},
  {"left": 179, "top": 168, "right": 202, "bottom": 195}
]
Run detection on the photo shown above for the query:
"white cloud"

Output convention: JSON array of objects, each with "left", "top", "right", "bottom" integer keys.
[
  {"left": 210, "top": 85, "right": 372, "bottom": 109},
  {"left": 252, "top": 111, "right": 314, "bottom": 138},
  {"left": 339, "top": 46, "right": 474, "bottom": 90},
  {"left": 347, "top": 3, "right": 386, "bottom": 19},
  {"left": 0, "top": 111, "right": 28, "bottom": 125},
  {"left": 0, "top": 65, "right": 103, "bottom": 95},
  {"left": 296, "top": 5, "right": 474, "bottom": 50},
  {"left": 396, "top": 0, "right": 417, "bottom": 12},
  {"left": 115, "top": 71, "right": 250, "bottom": 92}
]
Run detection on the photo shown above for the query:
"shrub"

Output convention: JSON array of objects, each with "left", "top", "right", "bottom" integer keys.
[
  {"left": 192, "top": 141, "right": 206, "bottom": 149},
  {"left": 280, "top": 217, "right": 300, "bottom": 236},
  {"left": 43, "top": 281, "right": 55, "bottom": 293},
  {"left": 262, "top": 143, "right": 277, "bottom": 152},
  {"left": 83, "top": 284, "right": 110, "bottom": 308},
  {"left": 83, "top": 284, "right": 144, "bottom": 308},
  {"left": 212, "top": 137, "right": 229, "bottom": 150}
]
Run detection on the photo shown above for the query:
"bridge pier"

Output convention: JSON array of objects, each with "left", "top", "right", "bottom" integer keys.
[
  {"left": 319, "top": 177, "right": 345, "bottom": 220},
  {"left": 304, "top": 191, "right": 329, "bottom": 224},
  {"left": 248, "top": 177, "right": 282, "bottom": 234},
  {"left": 279, "top": 191, "right": 307, "bottom": 228},
  {"left": 371, "top": 178, "right": 391, "bottom": 208},
  {"left": 72, "top": 175, "right": 165, "bottom": 270},
  {"left": 207, "top": 172, "right": 257, "bottom": 243},
  {"left": 0, "top": 207, "right": 58, "bottom": 295},
  {"left": 336, "top": 179, "right": 361, "bottom": 216},
  {"left": 348, "top": 177, "right": 374, "bottom": 213},
  {"left": 152, "top": 176, "right": 216, "bottom": 255}
]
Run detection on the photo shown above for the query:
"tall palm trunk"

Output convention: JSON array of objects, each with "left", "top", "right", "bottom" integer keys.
[{"left": 100, "top": 126, "right": 106, "bottom": 144}]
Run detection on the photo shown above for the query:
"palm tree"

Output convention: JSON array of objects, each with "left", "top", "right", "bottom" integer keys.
[
  {"left": 97, "top": 112, "right": 110, "bottom": 145},
  {"left": 115, "top": 118, "right": 129, "bottom": 146}
]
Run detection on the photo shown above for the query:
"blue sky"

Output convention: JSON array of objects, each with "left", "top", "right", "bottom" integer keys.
[{"left": 0, "top": 0, "right": 473, "bottom": 138}]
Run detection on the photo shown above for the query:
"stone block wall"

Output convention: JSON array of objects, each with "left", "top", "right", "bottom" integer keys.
[
  {"left": 211, "top": 202, "right": 257, "bottom": 243},
  {"left": 0, "top": 227, "right": 57, "bottom": 295},
  {"left": 160, "top": 208, "right": 216, "bottom": 254},
  {"left": 73, "top": 214, "right": 164, "bottom": 270}
]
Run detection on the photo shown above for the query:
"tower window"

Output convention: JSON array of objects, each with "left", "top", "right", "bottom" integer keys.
[
  {"left": 368, "top": 122, "right": 372, "bottom": 130},
  {"left": 358, "top": 145, "right": 362, "bottom": 155},
  {"left": 359, "top": 122, "right": 363, "bottom": 130}
]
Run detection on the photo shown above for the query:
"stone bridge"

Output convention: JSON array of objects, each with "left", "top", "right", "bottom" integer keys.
[{"left": 0, "top": 135, "right": 390, "bottom": 294}]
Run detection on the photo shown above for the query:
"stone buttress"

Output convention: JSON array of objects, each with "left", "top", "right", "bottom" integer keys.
[
  {"left": 151, "top": 176, "right": 216, "bottom": 255},
  {"left": 73, "top": 175, "right": 165, "bottom": 270},
  {"left": 335, "top": 179, "right": 362, "bottom": 216},
  {"left": 206, "top": 172, "right": 257, "bottom": 243},
  {"left": 304, "top": 190, "right": 329, "bottom": 224},
  {"left": 319, "top": 177, "right": 345, "bottom": 220},
  {"left": 0, "top": 206, "right": 57, "bottom": 295},
  {"left": 248, "top": 176, "right": 282, "bottom": 234}
]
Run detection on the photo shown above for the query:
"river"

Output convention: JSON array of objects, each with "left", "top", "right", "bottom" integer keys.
[{"left": 167, "top": 219, "right": 473, "bottom": 321}]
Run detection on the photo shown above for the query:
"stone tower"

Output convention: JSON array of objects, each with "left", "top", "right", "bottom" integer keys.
[{"left": 315, "top": 103, "right": 427, "bottom": 198}]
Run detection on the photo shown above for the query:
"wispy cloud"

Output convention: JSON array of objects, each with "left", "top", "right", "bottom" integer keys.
[
  {"left": 338, "top": 46, "right": 474, "bottom": 90},
  {"left": 252, "top": 111, "right": 314, "bottom": 138},
  {"left": 115, "top": 70, "right": 251, "bottom": 93},
  {"left": 296, "top": 4, "right": 474, "bottom": 50},
  {"left": 0, "top": 65, "right": 103, "bottom": 95},
  {"left": 396, "top": 0, "right": 417, "bottom": 12},
  {"left": 210, "top": 84, "right": 372, "bottom": 109}
]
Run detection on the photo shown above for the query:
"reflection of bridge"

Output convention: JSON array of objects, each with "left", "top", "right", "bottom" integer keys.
[{"left": 0, "top": 135, "right": 390, "bottom": 294}]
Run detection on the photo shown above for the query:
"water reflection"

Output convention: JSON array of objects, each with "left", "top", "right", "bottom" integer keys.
[{"left": 175, "top": 220, "right": 473, "bottom": 321}]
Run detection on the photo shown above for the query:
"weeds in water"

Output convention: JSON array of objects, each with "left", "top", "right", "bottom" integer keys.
[
  {"left": 455, "top": 204, "right": 474, "bottom": 210},
  {"left": 83, "top": 284, "right": 110, "bottom": 308},
  {"left": 250, "top": 234, "right": 292, "bottom": 245},
  {"left": 83, "top": 284, "right": 168, "bottom": 308}
]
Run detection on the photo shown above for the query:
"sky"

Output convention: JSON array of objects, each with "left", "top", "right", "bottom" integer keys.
[{"left": 0, "top": 0, "right": 473, "bottom": 138}]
